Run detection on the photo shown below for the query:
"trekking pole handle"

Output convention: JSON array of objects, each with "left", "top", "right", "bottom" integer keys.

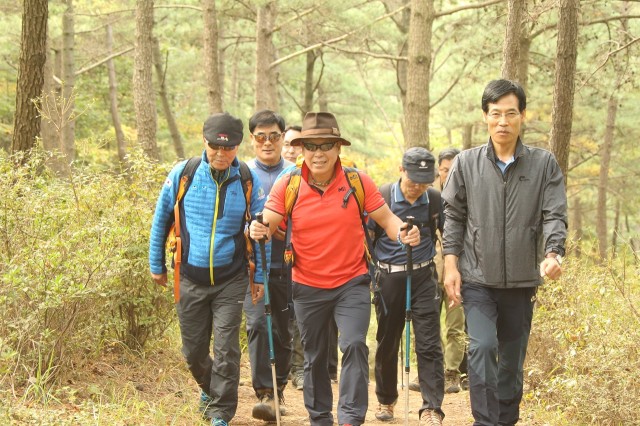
[
  {"left": 256, "top": 213, "right": 267, "bottom": 241},
  {"left": 406, "top": 216, "right": 414, "bottom": 266}
]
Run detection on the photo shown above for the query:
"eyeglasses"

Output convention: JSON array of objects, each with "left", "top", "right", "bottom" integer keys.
[
  {"left": 207, "top": 142, "right": 237, "bottom": 151},
  {"left": 302, "top": 142, "right": 338, "bottom": 152},
  {"left": 252, "top": 133, "right": 282, "bottom": 143},
  {"left": 487, "top": 111, "right": 521, "bottom": 121}
]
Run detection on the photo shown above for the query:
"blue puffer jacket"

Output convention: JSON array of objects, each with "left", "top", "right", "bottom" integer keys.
[{"left": 149, "top": 151, "right": 269, "bottom": 286}]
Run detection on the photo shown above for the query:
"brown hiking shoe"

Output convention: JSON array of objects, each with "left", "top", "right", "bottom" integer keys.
[
  {"left": 409, "top": 376, "right": 421, "bottom": 392},
  {"left": 375, "top": 402, "right": 395, "bottom": 421},
  {"left": 252, "top": 391, "right": 286, "bottom": 421},
  {"left": 445, "top": 369, "right": 461, "bottom": 393},
  {"left": 419, "top": 409, "right": 443, "bottom": 426}
]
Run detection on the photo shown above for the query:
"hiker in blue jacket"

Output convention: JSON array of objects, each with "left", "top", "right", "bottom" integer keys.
[{"left": 149, "top": 112, "right": 269, "bottom": 426}]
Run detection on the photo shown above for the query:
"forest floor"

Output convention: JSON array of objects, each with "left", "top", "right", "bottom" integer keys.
[{"left": 0, "top": 344, "right": 548, "bottom": 426}]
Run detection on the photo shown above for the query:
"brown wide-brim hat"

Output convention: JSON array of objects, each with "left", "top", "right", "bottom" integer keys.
[{"left": 290, "top": 112, "right": 351, "bottom": 146}]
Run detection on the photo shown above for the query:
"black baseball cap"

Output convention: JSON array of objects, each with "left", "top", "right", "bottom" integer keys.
[
  {"left": 203, "top": 112, "right": 243, "bottom": 146},
  {"left": 402, "top": 147, "right": 436, "bottom": 184}
]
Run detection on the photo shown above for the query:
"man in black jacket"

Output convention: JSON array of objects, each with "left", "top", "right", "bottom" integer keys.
[{"left": 442, "top": 79, "right": 568, "bottom": 426}]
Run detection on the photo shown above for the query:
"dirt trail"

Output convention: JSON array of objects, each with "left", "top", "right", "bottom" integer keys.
[{"left": 232, "top": 375, "right": 473, "bottom": 425}]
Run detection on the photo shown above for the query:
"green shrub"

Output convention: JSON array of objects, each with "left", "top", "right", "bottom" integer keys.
[
  {"left": 526, "top": 252, "right": 640, "bottom": 425},
  {"left": 0, "top": 149, "right": 175, "bottom": 390}
]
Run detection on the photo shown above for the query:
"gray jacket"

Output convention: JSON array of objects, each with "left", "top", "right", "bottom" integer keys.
[{"left": 441, "top": 139, "right": 568, "bottom": 288}]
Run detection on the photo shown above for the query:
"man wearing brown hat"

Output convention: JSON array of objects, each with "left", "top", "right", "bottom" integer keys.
[
  {"left": 250, "top": 112, "right": 421, "bottom": 426},
  {"left": 149, "top": 112, "right": 269, "bottom": 426},
  {"left": 369, "top": 147, "right": 445, "bottom": 425}
]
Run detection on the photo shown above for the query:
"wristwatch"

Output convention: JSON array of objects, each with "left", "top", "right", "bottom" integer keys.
[{"left": 547, "top": 253, "right": 563, "bottom": 265}]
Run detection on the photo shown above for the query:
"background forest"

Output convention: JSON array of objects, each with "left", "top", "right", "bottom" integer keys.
[{"left": 1, "top": 0, "right": 639, "bottom": 425}]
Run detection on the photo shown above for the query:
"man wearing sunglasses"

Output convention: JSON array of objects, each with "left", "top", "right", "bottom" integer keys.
[
  {"left": 149, "top": 112, "right": 268, "bottom": 426},
  {"left": 250, "top": 112, "right": 421, "bottom": 426},
  {"left": 243, "top": 110, "right": 294, "bottom": 422}
]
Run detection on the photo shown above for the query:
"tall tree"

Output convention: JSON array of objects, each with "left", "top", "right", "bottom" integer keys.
[
  {"left": 596, "top": 96, "right": 617, "bottom": 261},
  {"left": 60, "top": 0, "right": 76, "bottom": 163},
  {"left": 203, "top": 0, "right": 223, "bottom": 113},
  {"left": 133, "top": 0, "right": 159, "bottom": 160},
  {"left": 11, "top": 0, "right": 48, "bottom": 162},
  {"left": 255, "top": 1, "right": 278, "bottom": 111},
  {"left": 106, "top": 24, "right": 128, "bottom": 169},
  {"left": 548, "top": 0, "right": 580, "bottom": 179},
  {"left": 404, "top": 0, "right": 434, "bottom": 149},
  {"left": 501, "top": 0, "right": 525, "bottom": 81},
  {"left": 153, "top": 37, "right": 185, "bottom": 159}
]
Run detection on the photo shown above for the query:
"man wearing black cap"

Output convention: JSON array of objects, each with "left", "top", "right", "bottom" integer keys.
[
  {"left": 369, "top": 147, "right": 445, "bottom": 425},
  {"left": 149, "top": 112, "right": 269, "bottom": 426}
]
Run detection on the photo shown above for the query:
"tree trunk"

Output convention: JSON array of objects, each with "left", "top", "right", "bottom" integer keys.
[
  {"left": 106, "top": 24, "right": 128, "bottom": 169},
  {"left": 133, "top": 0, "right": 159, "bottom": 161},
  {"left": 572, "top": 196, "right": 583, "bottom": 258},
  {"left": 153, "top": 37, "right": 185, "bottom": 159},
  {"left": 203, "top": 0, "right": 223, "bottom": 113},
  {"left": 318, "top": 84, "right": 328, "bottom": 112},
  {"left": 404, "top": 0, "right": 434, "bottom": 149},
  {"left": 254, "top": 2, "right": 278, "bottom": 111},
  {"left": 60, "top": 0, "right": 76, "bottom": 164},
  {"left": 596, "top": 96, "right": 617, "bottom": 262},
  {"left": 41, "top": 34, "right": 67, "bottom": 176},
  {"left": 548, "top": 0, "right": 579, "bottom": 180},
  {"left": 612, "top": 199, "right": 621, "bottom": 257},
  {"left": 12, "top": 0, "right": 48, "bottom": 162},
  {"left": 303, "top": 50, "right": 316, "bottom": 115},
  {"left": 461, "top": 123, "right": 473, "bottom": 150},
  {"left": 501, "top": 0, "right": 525, "bottom": 80}
]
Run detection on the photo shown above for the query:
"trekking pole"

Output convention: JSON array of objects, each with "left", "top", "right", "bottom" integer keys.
[
  {"left": 404, "top": 217, "right": 414, "bottom": 426},
  {"left": 257, "top": 213, "right": 281, "bottom": 426}
]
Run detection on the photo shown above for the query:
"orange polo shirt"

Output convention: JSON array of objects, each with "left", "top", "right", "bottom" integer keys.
[{"left": 266, "top": 162, "right": 385, "bottom": 289}]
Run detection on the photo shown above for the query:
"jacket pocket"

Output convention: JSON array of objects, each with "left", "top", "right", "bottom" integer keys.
[{"left": 507, "top": 226, "right": 539, "bottom": 282}]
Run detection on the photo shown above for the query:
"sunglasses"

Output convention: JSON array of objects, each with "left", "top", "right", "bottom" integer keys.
[
  {"left": 207, "top": 142, "right": 237, "bottom": 151},
  {"left": 302, "top": 141, "right": 338, "bottom": 152},
  {"left": 252, "top": 133, "right": 282, "bottom": 143}
]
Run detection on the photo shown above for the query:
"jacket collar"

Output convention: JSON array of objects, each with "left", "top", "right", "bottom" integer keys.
[{"left": 485, "top": 137, "right": 527, "bottom": 162}]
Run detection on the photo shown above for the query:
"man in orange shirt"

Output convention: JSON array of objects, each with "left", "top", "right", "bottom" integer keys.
[{"left": 250, "top": 112, "right": 420, "bottom": 426}]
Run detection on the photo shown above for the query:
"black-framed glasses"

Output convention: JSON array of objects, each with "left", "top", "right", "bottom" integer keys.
[
  {"left": 302, "top": 141, "right": 338, "bottom": 152},
  {"left": 252, "top": 133, "right": 282, "bottom": 143},
  {"left": 487, "top": 111, "right": 520, "bottom": 121},
  {"left": 207, "top": 142, "right": 237, "bottom": 151}
]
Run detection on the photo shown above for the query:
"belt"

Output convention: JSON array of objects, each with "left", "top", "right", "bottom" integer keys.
[{"left": 377, "top": 259, "right": 433, "bottom": 274}]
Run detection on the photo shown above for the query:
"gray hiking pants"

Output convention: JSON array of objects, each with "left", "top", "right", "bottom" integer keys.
[
  {"left": 293, "top": 274, "right": 371, "bottom": 426},
  {"left": 461, "top": 283, "right": 536, "bottom": 426},
  {"left": 176, "top": 272, "right": 247, "bottom": 423},
  {"left": 244, "top": 269, "right": 292, "bottom": 395}
]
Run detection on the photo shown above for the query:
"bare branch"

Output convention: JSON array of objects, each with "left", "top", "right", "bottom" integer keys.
[
  {"left": 270, "top": 3, "right": 410, "bottom": 68},
  {"left": 323, "top": 44, "right": 406, "bottom": 61},
  {"left": 271, "top": 7, "right": 317, "bottom": 34},
  {"left": 579, "top": 36, "right": 640, "bottom": 90},
  {"left": 73, "top": 46, "right": 134, "bottom": 76},
  {"left": 430, "top": 63, "right": 466, "bottom": 110},
  {"left": 435, "top": 0, "right": 505, "bottom": 18},
  {"left": 531, "top": 14, "right": 640, "bottom": 39}
]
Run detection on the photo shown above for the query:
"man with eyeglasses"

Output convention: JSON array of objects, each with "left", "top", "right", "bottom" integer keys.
[
  {"left": 369, "top": 147, "right": 446, "bottom": 425},
  {"left": 442, "top": 79, "right": 567, "bottom": 426},
  {"left": 242, "top": 109, "right": 294, "bottom": 422},
  {"left": 249, "top": 112, "right": 421, "bottom": 426},
  {"left": 149, "top": 112, "right": 268, "bottom": 426}
]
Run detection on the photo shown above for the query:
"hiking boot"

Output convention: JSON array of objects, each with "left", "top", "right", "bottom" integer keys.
[
  {"left": 211, "top": 418, "right": 228, "bottom": 426},
  {"left": 199, "top": 390, "right": 214, "bottom": 420},
  {"left": 445, "top": 369, "right": 461, "bottom": 394},
  {"left": 252, "top": 392, "right": 286, "bottom": 421},
  {"left": 460, "top": 373, "right": 469, "bottom": 391},
  {"left": 409, "top": 376, "right": 421, "bottom": 392},
  {"left": 292, "top": 370, "right": 304, "bottom": 390},
  {"left": 375, "top": 402, "right": 395, "bottom": 421},
  {"left": 419, "top": 409, "right": 443, "bottom": 426}
]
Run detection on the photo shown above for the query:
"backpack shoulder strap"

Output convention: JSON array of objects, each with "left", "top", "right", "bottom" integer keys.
[
  {"left": 373, "top": 182, "right": 393, "bottom": 246},
  {"left": 237, "top": 160, "right": 253, "bottom": 221},
  {"left": 284, "top": 167, "right": 302, "bottom": 217},
  {"left": 176, "top": 156, "right": 202, "bottom": 201},
  {"left": 426, "top": 187, "right": 441, "bottom": 244},
  {"left": 343, "top": 167, "right": 365, "bottom": 216}
]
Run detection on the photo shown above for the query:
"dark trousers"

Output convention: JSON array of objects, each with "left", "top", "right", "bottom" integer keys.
[
  {"left": 374, "top": 264, "right": 444, "bottom": 418},
  {"left": 294, "top": 275, "right": 371, "bottom": 426},
  {"left": 244, "top": 269, "right": 292, "bottom": 395},
  {"left": 176, "top": 272, "right": 247, "bottom": 423},
  {"left": 461, "top": 283, "right": 536, "bottom": 426}
]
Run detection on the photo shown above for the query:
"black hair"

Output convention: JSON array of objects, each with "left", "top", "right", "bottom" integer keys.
[
  {"left": 438, "top": 148, "right": 460, "bottom": 165},
  {"left": 284, "top": 125, "right": 302, "bottom": 132},
  {"left": 481, "top": 79, "right": 526, "bottom": 112},
  {"left": 248, "top": 109, "right": 285, "bottom": 133}
]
